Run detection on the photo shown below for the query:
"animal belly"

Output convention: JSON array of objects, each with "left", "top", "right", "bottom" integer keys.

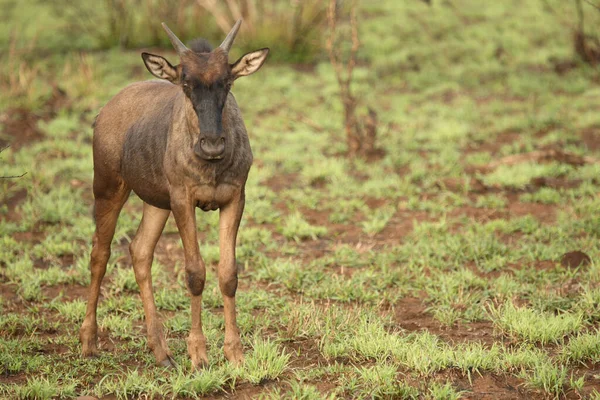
[
  {"left": 133, "top": 185, "right": 171, "bottom": 210},
  {"left": 121, "top": 153, "right": 171, "bottom": 209},
  {"left": 121, "top": 126, "right": 171, "bottom": 209}
]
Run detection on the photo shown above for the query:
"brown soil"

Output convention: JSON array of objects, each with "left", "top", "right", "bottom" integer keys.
[
  {"left": 394, "top": 296, "right": 496, "bottom": 346},
  {"left": 0, "top": 108, "right": 44, "bottom": 150},
  {"left": 560, "top": 250, "right": 592, "bottom": 269},
  {"left": 465, "top": 131, "right": 522, "bottom": 155},
  {"left": 580, "top": 126, "right": 600, "bottom": 152},
  {"left": 463, "top": 374, "right": 533, "bottom": 399},
  {"left": 43, "top": 283, "right": 90, "bottom": 302},
  {"left": 0, "top": 283, "right": 20, "bottom": 307},
  {"left": 0, "top": 86, "right": 69, "bottom": 149},
  {"left": 1, "top": 188, "right": 28, "bottom": 222}
]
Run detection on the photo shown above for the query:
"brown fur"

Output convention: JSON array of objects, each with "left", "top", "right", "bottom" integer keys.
[
  {"left": 79, "top": 32, "right": 265, "bottom": 369},
  {"left": 181, "top": 48, "right": 230, "bottom": 85}
]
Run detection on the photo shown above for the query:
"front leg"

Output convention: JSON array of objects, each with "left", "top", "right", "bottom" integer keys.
[
  {"left": 170, "top": 190, "right": 208, "bottom": 369},
  {"left": 218, "top": 190, "right": 245, "bottom": 365}
]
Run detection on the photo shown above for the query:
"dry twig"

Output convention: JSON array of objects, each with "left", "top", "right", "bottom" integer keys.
[{"left": 326, "top": 0, "right": 377, "bottom": 157}]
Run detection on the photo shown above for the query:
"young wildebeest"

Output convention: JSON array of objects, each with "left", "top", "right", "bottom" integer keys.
[{"left": 79, "top": 20, "right": 269, "bottom": 369}]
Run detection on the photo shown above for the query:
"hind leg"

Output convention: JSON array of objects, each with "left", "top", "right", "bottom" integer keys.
[
  {"left": 129, "top": 202, "right": 173, "bottom": 367},
  {"left": 80, "top": 182, "right": 130, "bottom": 357}
]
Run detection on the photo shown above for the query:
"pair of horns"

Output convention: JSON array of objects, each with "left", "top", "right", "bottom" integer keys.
[{"left": 161, "top": 19, "right": 242, "bottom": 55}]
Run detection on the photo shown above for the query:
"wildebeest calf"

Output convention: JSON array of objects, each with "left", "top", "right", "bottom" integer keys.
[{"left": 79, "top": 20, "right": 269, "bottom": 369}]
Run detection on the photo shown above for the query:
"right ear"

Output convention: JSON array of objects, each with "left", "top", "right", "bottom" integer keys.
[{"left": 141, "top": 52, "right": 179, "bottom": 82}]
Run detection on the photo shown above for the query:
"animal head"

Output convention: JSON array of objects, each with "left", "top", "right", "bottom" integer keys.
[{"left": 141, "top": 20, "right": 269, "bottom": 161}]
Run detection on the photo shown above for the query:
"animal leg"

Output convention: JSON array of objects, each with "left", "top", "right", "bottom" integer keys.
[
  {"left": 218, "top": 191, "right": 245, "bottom": 365},
  {"left": 171, "top": 191, "right": 208, "bottom": 369},
  {"left": 129, "top": 203, "right": 173, "bottom": 367},
  {"left": 80, "top": 186, "right": 130, "bottom": 357}
]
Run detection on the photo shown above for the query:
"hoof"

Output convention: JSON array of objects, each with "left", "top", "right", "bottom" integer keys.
[
  {"left": 192, "top": 359, "right": 209, "bottom": 371},
  {"left": 159, "top": 355, "right": 177, "bottom": 369},
  {"left": 187, "top": 333, "right": 208, "bottom": 370},
  {"left": 226, "top": 354, "right": 244, "bottom": 366},
  {"left": 80, "top": 340, "right": 99, "bottom": 358},
  {"left": 81, "top": 348, "right": 99, "bottom": 358},
  {"left": 224, "top": 344, "right": 244, "bottom": 366},
  {"left": 80, "top": 323, "right": 98, "bottom": 358}
]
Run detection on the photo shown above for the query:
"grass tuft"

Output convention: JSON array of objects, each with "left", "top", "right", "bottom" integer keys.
[
  {"left": 489, "top": 301, "right": 583, "bottom": 345},
  {"left": 239, "top": 338, "right": 291, "bottom": 385},
  {"left": 280, "top": 211, "right": 327, "bottom": 241},
  {"left": 559, "top": 330, "right": 600, "bottom": 364}
]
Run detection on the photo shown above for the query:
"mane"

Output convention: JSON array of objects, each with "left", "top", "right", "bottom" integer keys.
[{"left": 188, "top": 38, "right": 213, "bottom": 54}]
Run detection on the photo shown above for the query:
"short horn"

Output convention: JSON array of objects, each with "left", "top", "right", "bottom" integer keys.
[
  {"left": 162, "top": 22, "right": 188, "bottom": 55},
  {"left": 219, "top": 19, "right": 242, "bottom": 53}
]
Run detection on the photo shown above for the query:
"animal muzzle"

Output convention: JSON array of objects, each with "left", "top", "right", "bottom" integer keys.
[{"left": 194, "top": 137, "right": 225, "bottom": 160}]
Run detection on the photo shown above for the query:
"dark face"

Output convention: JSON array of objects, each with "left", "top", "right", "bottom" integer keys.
[
  {"left": 180, "top": 49, "right": 233, "bottom": 161},
  {"left": 142, "top": 22, "right": 269, "bottom": 162}
]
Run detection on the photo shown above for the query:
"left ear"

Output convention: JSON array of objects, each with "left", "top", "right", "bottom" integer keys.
[{"left": 231, "top": 48, "right": 270, "bottom": 80}]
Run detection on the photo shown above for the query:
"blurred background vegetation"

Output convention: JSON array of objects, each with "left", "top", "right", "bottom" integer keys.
[
  {"left": 3, "top": 0, "right": 600, "bottom": 62},
  {"left": 0, "top": 0, "right": 327, "bottom": 60},
  {"left": 2, "top": 0, "right": 600, "bottom": 162},
  {"left": 1, "top": 0, "right": 600, "bottom": 108}
]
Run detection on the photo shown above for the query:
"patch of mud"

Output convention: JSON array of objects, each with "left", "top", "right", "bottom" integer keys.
[
  {"left": 1, "top": 188, "right": 28, "bottom": 223},
  {"left": 284, "top": 338, "right": 329, "bottom": 369},
  {"left": 394, "top": 297, "right": 496, "bottom": 346},
  {"left": 208, "top": 381, "right": 285, "bottom": 400},
  {"left": 12, "top": 229, "right": 46, "bottom": 244},
  {"left": 580, "top": 126, "right": 600, "bottom": 152},
  {"left": 507, "top": 200, "right": 556, "bottom": 224},
  {"left": 0, "top": 372, "right": 28, "bottom": 386},
  {"left": 546, "top": 54, "right": 579, "bottom": 75},
  {"left": 375, "top": 210, "right": 430, "bottom": 245},
  {"left": 465, "top": 131, "right": 522, "bottom": 155},
  {"left": 0, "top": 283, "right": 20, "bottom": 307},
  {"left": 0, "top": 108, "right": 44, "bottom": 150},
  {"left": 450, "top": 206, "right": 507, "bottom": 222},
  {"left": 573, "top": 363, "right": 600, "bottom": 399},
  {"left": 0, "top": 85, "right": 70, "bottom": 149},
  {"left": 263, "top": 172, "right": 298, "bottom": 193},
  {"left": 461, "top": 373, "right": 539, "bottom": 400},
  {"left": 529, "top": 176, "right": 582, "bottom": 190},
  {"left": 43, "top": 284, "right": 89, "bottom": 302},
  {"left": 560, "top": 250, "right": 592, "bottom": 269}
]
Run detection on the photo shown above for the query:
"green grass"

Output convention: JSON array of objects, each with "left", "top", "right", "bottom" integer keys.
[
  {"left": 520, "top": 360, "right": 567, "bottom": 398},
  {"left": 2, "top": 0, "right": 600, "bottom": 398},
  {"left": 239, "top": 338, "right": 291, "bottom": 384},
  {"left": 427, "top": 382, "right": 463, "bottom": 400},
  {"left": 489, "top": 301, "right": 584, "bottom": 345},
  {"left": 279, "top": 211, "right": 327, "bottom": 242},
  {"left": 338, "top": 364, "right": 419, "bottom": 399},
  {"left": 560, "top": 330, "right": 600, "bottom": 364}
]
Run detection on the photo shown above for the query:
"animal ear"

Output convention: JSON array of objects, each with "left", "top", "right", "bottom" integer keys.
[
  {"left": 141, "top": 52, "right": 179, "bottom": 82},
  {"left": 231, "top": 48, "right": 269, "bottom": 79}
]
